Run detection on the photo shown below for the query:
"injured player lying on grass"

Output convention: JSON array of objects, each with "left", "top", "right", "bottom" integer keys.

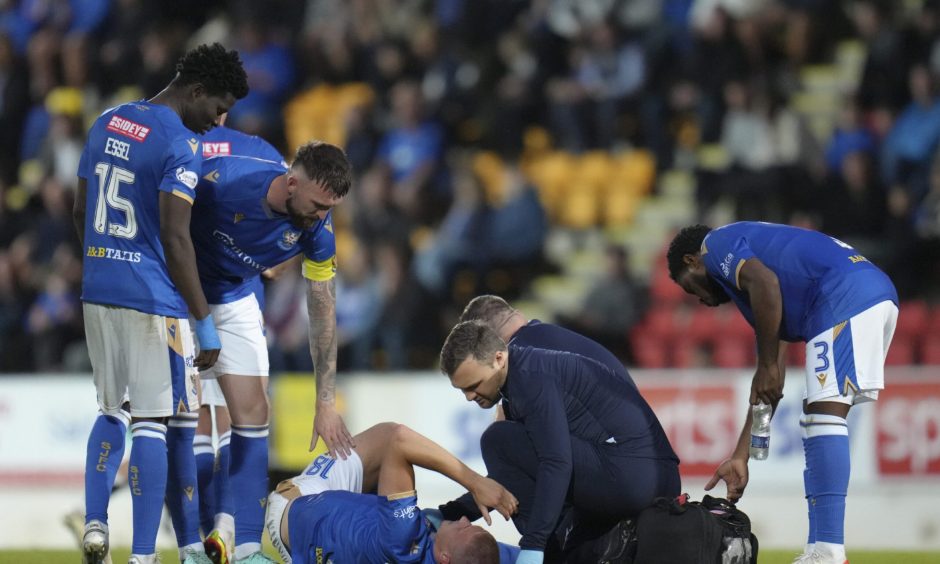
[{"left": 264, "top": 422, "right": 522, "bottom": 564}]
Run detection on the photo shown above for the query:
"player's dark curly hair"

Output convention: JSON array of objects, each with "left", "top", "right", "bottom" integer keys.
[
  {"left": 666, "top": 224, "right": 712, "bottom": 281},
  {"left": 175, "top": 43, "right": 249, "bottom": 99},
  {"left": 452, "top": 529, "right": 499, "bottom": 563},
  {"left": 440, "top": 321, "right": 506, "bottom": 377},
  {"left": 292, "top": 141, "right": 352, "bottom": 198}
]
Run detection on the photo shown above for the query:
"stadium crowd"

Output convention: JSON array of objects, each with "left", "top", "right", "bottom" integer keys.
[{"left": 1, "top": 0, "right": 940, "bottom": 372}]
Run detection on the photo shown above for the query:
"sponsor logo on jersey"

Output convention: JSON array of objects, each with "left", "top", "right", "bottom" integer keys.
[
  {"left": 104, "top": 137, "right": 130, "bottom": 161},
  {"left": 233, "top": 212, "right": 245, "bottom": 223},
  {"left": 213, "top": 230, "right": 266, "bottom": 271},
  {"left": 175, "top": 167, "right": 198, "bottom": 189},
  {"left": 106, "top": 115, "right": 151, "bottom": 142},
  {"left": 277, "top": 228, "right": 302, "bottom": 250},
  {"left": 203, "top": 141, "right": 231, "bottom": 157},
  {"left": 721, "top": 253, "right": 734, "bottom": 278},
  {"left": 203, "top": 169, "right": 220, "bottom": 183},
  {"left": 849, "top": 254, "right": 869, "bottom": 264},
  {"left": 86, "top": 245, "right": 142, "bottom": 263},
  {"left": 816, "top": 372, "right": 827, "bottom": 387},
  {"left": 394, "top": 504, "right": 419, "bottom": 519},
  {"left": 187, "top": 138, "right": 200, "bottom": 155}
]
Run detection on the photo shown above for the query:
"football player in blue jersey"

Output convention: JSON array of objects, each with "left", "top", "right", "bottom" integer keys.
[
  {"left": 440, "top": 321, "right": 681, "bottom": 564},
  {"left": 72, "top": 44, "right": 248, "bottom": 564},
  {"left": 667, "top": 222, "right": 899, "bottom": 564},
  {"left": 187, "top": 140, "right": 353, "bottom": 563},
  {"left": 189, "top": 121, "right": 286, "bottom": 558},
  {"left": 264, "top": 422, "right": 519, "bottom": 564}
]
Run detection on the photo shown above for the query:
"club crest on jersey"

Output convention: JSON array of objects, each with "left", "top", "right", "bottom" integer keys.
[
  {"left": 277, "top": 228, "right": 302, "bottom": 250},
  {"left": 106, "top": 115, "right": 151, "bottom": 142}
]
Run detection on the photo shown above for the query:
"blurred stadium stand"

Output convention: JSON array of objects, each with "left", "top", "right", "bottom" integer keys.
[{"left": 1, "top": 0, "right": 940, "bottom": 373}]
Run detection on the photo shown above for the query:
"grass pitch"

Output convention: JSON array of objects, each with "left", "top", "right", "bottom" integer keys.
[{"left": 2, "top": 549, "right": 938, "bottom": 563}]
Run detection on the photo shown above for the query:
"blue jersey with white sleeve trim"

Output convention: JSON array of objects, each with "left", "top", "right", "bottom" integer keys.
[
  {"left": 287, "top": 490, "right": 435, "bottom": 564},
  {"left": 78, "top": 101, "right": 202, "bottom": 317},
  {"left": 190, "top": 155, "right": 336, "bottom": 305},
  {"left": 701, "top": 222, "right": 898, "bottom": 341}
]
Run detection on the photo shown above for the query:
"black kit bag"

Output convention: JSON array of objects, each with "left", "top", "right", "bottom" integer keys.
[{"left": 631, "top": 494, "right": 759, "bottom": 564}]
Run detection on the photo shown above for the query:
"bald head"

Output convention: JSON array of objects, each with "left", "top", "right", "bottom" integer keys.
[{"left": 458, "top": 295, "right": 526, "bottom": 341}]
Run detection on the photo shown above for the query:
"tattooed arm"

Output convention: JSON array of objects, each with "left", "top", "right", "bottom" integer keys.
[{"left": 307, "top": 277, "right": 354, "bottom": 458}]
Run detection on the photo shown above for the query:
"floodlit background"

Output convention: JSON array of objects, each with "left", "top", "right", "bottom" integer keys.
[{"left": 0, "top": 0, "right": 938, "bottom": 556}]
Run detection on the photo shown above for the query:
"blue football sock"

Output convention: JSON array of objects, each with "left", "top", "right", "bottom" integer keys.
[
  {"left": 85, "top": 410, "right": 129, "bottom": 524},
  {"left": 804, "top": 414, "right": 849, "bottom": 546},
  {"left": 230, "top": 424, "right": 269, "bottom": 552},
  {"left": 166, "top": 414, "right": 201, "bottom": 548},
  {"left": 215, "top": 430, "right": 233, "bottom": 524},
  {"left": 129, "top": 422, "right": 168, "bottom": 555},
  {"left": 194, "top": 433, "right": 215, "bottom": 537}
]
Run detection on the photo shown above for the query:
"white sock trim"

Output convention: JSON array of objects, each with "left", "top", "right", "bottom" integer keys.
[{"left": 800, "top": 414, "right": 848, "bottom": 438}]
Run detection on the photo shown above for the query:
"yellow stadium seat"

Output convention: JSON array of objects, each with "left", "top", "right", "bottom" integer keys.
[
  {"left": 603, "top": 191, "right": 639, "bottom": 228},
  {"left": 575, "top": 151, "right": 614, "bottom": 192},
  {"left": 614, "top": 150, "right": 656, "bottom": 195},
  {"left": 559, "top": 185, "right": 599, "bottom": 229},
  {"left": 472, "top": 151, "right": 507, "bottom": 205}
]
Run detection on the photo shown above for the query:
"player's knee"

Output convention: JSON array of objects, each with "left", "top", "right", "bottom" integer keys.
[{"left": 389, "top": 423, "right": 415, "bottom": 449}]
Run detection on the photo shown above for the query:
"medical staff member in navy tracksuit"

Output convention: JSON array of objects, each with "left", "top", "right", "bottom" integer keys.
[{"left": 440, "top": 321, "right": 680, "bottom": 564}]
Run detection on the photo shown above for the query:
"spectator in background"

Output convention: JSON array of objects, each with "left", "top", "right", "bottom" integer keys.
[
  {"left": 824, "top": 96, "right": 877, "bottom": 177},
  {"left": 26, "top": 271, "right": 79, "bottom": 370},
  {"left": 548, "top": 20, "right": 646, "bottom": 151},
  {"left": 559, "top": 245, "right": 645, "bottom": 362},
  {"left": 226, "top": 20, "right": 295, "bottom": 145},
  {"left": 376, "top": 80, "right": 447, "bottom": 223},
  {"left": 881, "top": 63, "right": 940, "bottom": 218},
  {"left": 0, "top": 32, "right": 29, "bottom": 184},
  {"left": 336, "top": 241, "right": 385, "bottom": 370},
  {"left": 413, "top": 166, "right": 488, "bottom": 298},
  {"left": 820, "top": 150, "right": 886, "bottom": 245}
]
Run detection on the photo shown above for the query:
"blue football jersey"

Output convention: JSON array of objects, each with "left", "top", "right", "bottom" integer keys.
[
  {"left": 190, "top": 155, "right": 336, "bottom": 304},
  {"left": 287, "top": 490, "right": 435, "bottom": 564},
  {"left": 200, "top": 125, "right": 286, "bottom": 166},
  {"left": 701, "top": 222, "right": 898, "bottom": 341},
  {"left": 78, "top": 101, "right": 202, "bottom": 317},
  {"left": 198, "top": 125, "right": 284, "bottom": 310}
]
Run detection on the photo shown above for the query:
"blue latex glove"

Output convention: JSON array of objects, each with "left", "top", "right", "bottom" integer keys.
[
  {"left": 516, "top": 549, "right": 543, "bottom": 564},
  {"left": 422, "top": 507, "right": 444, "bottom": 531},
  {"left": 194, "top": 314, "right": 221, "bottom": 350}
]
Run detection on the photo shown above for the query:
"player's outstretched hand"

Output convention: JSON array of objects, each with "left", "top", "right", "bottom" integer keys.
[
  {"left": 705, "top": 457, "right": 749, "bottom": 503},
  {"left": 194, "top": 348, "right": 220, "bottom": 371},
  {"left": 750, "top": 364, "right": 783, "bottom": 406},
  {"left": 469, "top": 475, "right": 518, "bottom": 526},
  {"left": 311, "top": 401, "right": 355, "bottom": 459}
]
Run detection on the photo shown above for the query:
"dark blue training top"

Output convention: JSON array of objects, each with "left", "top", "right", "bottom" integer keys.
[
  {"left": 502, "top": 345, "right": 679, "bottom": 550},
  {"left": 510, "top": 320, "right": 637, "bottom": 389}
]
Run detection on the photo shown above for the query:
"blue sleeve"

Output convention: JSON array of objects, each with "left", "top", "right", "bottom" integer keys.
[
  {"left": 498, "top": 542, "right": 522, "bottom": 564},
  {"left": 78, "top": 138, "right": 92, "bottom": 180},
  {"left": 378, "top": 492, "right": 431, "bottom": 563},
  {"left": 301, "top": 212, "right": 337, "bottom": 282},
  {"left": 513, "top": 370, "right": 573, "bottom": 550},
  {"left": 160, "top": 134, "right": 203, "bottom": 205},
  {"left": 702, "top": 227, "right": 755, "bottom": 290}
]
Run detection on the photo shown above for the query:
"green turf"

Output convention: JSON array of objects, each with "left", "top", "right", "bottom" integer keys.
[{"left": 2, "top": 549, "right": 938, "bottom": 563}]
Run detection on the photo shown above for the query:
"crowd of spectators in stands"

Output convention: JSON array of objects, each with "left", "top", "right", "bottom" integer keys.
[{"left": 2, "top": 0, "right": 940, "bottom": 372}]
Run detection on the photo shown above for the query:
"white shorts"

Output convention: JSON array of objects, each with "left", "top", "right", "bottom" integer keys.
[
  {"left": 195, "top": 293, "right": 269, "bottom": 379},
  {"left": 265, "top": 451, "right": 364, "bottom": 564},
  {"left": 84, "top": 303, "right": 198, "bottom": 418},
  {"left": 200, "top": 377, "right": 226, "bottom": 408},
  {"left": 804, "top": 300, "right": 898, "bottom": 405}
]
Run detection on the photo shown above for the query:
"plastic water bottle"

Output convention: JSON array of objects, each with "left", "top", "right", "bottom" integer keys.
[{"left": 749, "top": 402, "right": 772, "bottom": 460}]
